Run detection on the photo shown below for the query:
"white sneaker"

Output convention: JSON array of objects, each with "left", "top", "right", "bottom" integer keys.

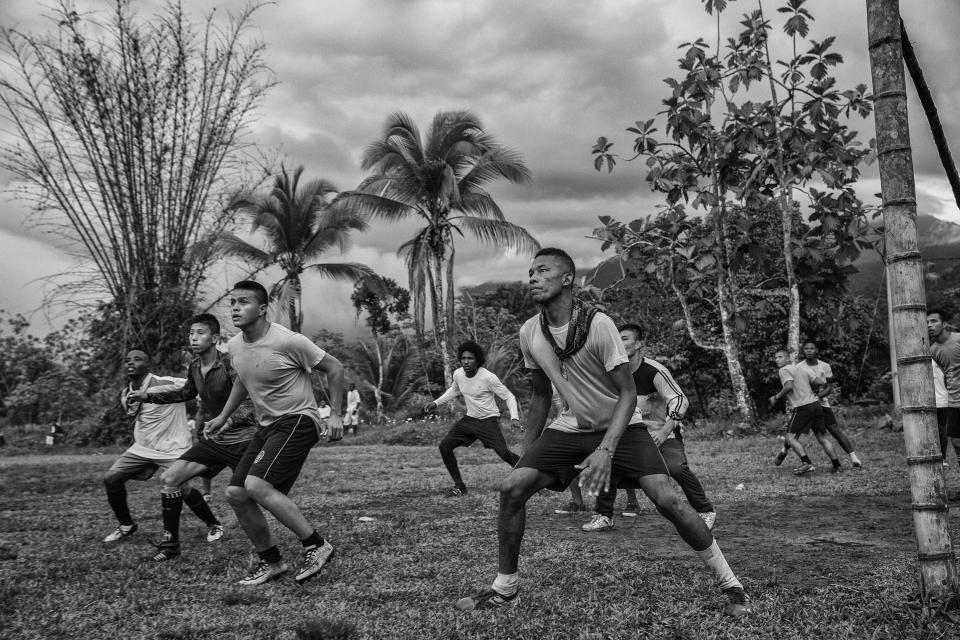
[
  {"left": 294, "top": 540, "right": 335, "bottom": 584},
  {"left": 621, "top": 503, "right": 641, "bottom": 517},
  {"left": 581, "top": 514, "right": 614, "bottom": 532},
  {"left": 206, "top": 524, "right": 224, "bottom": 542},
  {"left": 699, "top": 511, "right": 717, "bottom": 530},
  {"left": 102, "top": 523, "right": 138, "bottom": 543},
  {"left": 238, "top": 560, "right": 289, "bottom": 586}
]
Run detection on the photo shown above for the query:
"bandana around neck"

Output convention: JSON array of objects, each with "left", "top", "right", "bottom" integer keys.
[{"left": 539, "top": 297, "right": 598, "bottom": 379}]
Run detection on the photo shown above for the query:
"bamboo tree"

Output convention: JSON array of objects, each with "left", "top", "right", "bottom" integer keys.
[{"left": 866, "top": 0, "right": 959, "bottom": 602}]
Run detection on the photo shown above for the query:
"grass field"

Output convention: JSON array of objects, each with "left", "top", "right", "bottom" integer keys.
[{"left": 2, "top": 421, "right": 960, "bottom": 639}]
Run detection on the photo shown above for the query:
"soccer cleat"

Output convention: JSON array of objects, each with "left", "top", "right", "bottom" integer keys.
[
  {"left": 774, "top": 450, "right": 788, "bottom": 466},
  {"left": 103, "top": 523, "right": 138, "bottom": 543},
  {"left": 554, "top": 501, "right": 587, "bottom": 514},
  {"left": 151, "top": 543, "right": 181, "bottom": 563},
  {"left": 699, "top": 511, "right": 717, "bottom": 530},
  {"left": 622, "top": 502, "right": 642, "bottom": 517},
  {"left": 722, "top": 586, "right": 753, "bottom": 616},
  {"left": 792, "top": 463, "right": 815, "bottom": 476},
  {"left": 852, "top": 460, "right": 863, "bottom": 470},
  {"left": 238, "top": 560, "right": 289, "bottom": 586},
  {"left": 454, "top": 588, "right": 521, "bottom": 611},
  {"left": 294, "top": 540, "right": 335, "bottom": 585},
  {"left": 202, "top": 493, "right": 213, "bottom": 503},
  {"left": 206, "top": 524, "right": 225, "bottom": 543},
  {"left": 581, "top": 514, "right": 614, "bottom": 532},
  {"left": 446, "top": 486, "right": 467, "bottom": 497}
]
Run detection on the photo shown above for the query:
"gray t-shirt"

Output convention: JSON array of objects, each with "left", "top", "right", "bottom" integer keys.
[
  {"left": 228, "top": 323, "right": 326, "bottom": 428},
  {"left": 797, "top": 360, "right": 833, "bottom": 407},
  {"left": 930, "top": 331, "right": 960, "bottom": 407},
  {"left": 778, "top": 363, "right": 822, "bottom": 408},
  {"left": 520, "top": 311, "right": 641, "bottom": 433}
]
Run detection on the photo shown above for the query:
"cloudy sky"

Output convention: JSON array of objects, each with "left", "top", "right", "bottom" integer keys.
[{"left": 1, "top": 0, "right": 959, "bottom": 337}]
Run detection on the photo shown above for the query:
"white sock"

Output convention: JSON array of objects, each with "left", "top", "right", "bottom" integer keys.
[
  {"left": 696, "top": 540, "right": 741, "bottom": 591},
  {"left": 493, "top": 572, "right": 519, "bottom": 596},
  {"left": 850, "top": 452, "right": 861, "bottom": 464}
]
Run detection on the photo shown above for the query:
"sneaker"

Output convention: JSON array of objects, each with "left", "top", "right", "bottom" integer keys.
[
  {"left": 206, "top": 524, "right": 224, "bottom": 543},
  {"left": 238, "top": 560, "right": 289, "bottom": 586},
  {"left": 554, "top": 501, "right": 587, "bottom": 514},
  {"left": 699, "top": 511, "right": 717, "bottom": 530},
  {"left": 852, "top": 460, "right": 863, "bottom": 470},
  {"left": 294, "top": 540, "right": 335, "bottom": 585},
  {"left": 151, "top": 543, "right": 181, "bottom": 563},
  {"left": 202, "top": 493, "right": 212, "bottom": 503},
  {"left": 454, "top": 588, "right": 521, "bottom": 611},
  {"left": 722, "top": 586, "right": 753, "bottom": 616},
  {"left": 793, "top": 463, "right": 815, "bottom": 476},
  {"left": 774, "top": 450, "right": 788, "bottom": 466},
  {"left": 446, "top": 486, "right": 467, "bottom": 497},
  {"left": 581, "top": 514, "right": 614, "bottom": 532},
  {"left": 830, "top": 464, "right": 842, "bottom": 473},
  {"left": 621, "top": 503, "right": 641, "bottom": 517},
  {"left": 103, "top": 523, "right": 138, "bottom": 543}
]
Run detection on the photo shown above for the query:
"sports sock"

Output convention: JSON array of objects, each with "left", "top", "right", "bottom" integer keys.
[
  {"left": 160, "top": 488, "right": 184, "bottom": 543},
  {"left": 258, "top": 545, "right": 282, "bottom": 564},
  {"left": 183, "top": 487, "right": 220, "bottom": 526},
  {"left": 850, "top": 452, "right": 861, "bottom": 465},
  {"left": 800, "top": 455, "right": 812, "bottom": 464},
  {"left": 831, "top": 459, "right": 842, "bottom": 469},
  {"left": 492, "top": 572, "right": 519, "bottom": 596},
  {"left": 106, "top": 483, "right": 134, "bottom": 526},
  {"left": 696, "top": 540, "right": 742, "bottom": 591},
  {"left": 301, "top": 530, "right": 324, "bottom": 550}
]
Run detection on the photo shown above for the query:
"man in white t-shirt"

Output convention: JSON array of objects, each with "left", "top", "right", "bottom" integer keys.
[
  {"left": 102, "top": 348, "right": 221, "bottom": 545},
  {"left": 425, "top": 341, "right": 523, "bottom": 497},
  {"left": 928, "top": 309, "right": 960, "bottom": 474},
  {"left": 343, "top": 383, "right": 361, "bottom": 434},
  {"left": 454, "top": 248, "right": 751, "bottom": 617}
]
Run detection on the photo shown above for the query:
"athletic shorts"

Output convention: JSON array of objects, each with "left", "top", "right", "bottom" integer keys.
[
  {"left": 822, "top": 406, "right": 837, "bottom": 428},
  {"left": 442, "top": 416, "right": 509, "bottom": 451},
  {"left": 179, "top": 439, "right": 252, "bottom": 479},
  {"left": 107, "top": 450, "right": 179, "bottom": 481},
  {"left": 231, "top": 414, "right": 319, "bottom": 494},
  {"left": 787, "top": 402, "right": 826, "bottom": 435},
  {"left": 515, "top": 426, "right": 668, "bottom": 492},
  {"left": 941, "top": 407, "right": 960, "bottom": 438},
  {"left": 343, "top": 408, "right": 360, "bottom": 426}
]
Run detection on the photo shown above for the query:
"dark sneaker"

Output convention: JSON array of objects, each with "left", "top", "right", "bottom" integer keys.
[
  {"left": 103, "top": 523, "right": 138, "bottom": 543},
  {"left": 774, "top": 451, "right": 788, "bottom": 466},
  {"left": 151, "top": 543, "right": 181, "bottom": 563},
  {"left": 792, "top": 463, "right": 815, "bottom": 476},
  {"left": 554, "top": 501, "right": 587, "bottom": 514},
  {"left": 446, "top": 486, "right": 467, "bottom": 497},
  {"left": 852, "top": 461, "right": 863, "bottom": 470},
  {"left": 294, "top": 541, "right": 335, "bottom": 585},
  {"left": 722, "top": 587, "right": 753, "bottom": 616},
  {"left": 239, "top": 560, "right": 289, "bottom": 586},
  {"left": 455, "top": 588, "right": 520, "bottom": 611}
]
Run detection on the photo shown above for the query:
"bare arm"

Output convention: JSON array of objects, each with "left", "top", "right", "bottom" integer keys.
[
  {"left": 315, "top": 353, "right": 345, "bottom": 441},
  {"left": 204, "top": 378, "right": 249, "bottom": 436},
  {"left": 576, "top": 362, "right": 638, "bottom": 496}
]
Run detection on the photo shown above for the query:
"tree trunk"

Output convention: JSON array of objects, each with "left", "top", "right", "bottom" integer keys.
[
  {"left": 866, "top": 0, "right": 959, "bottom": 602},
  {"left": 717, "top": 273, "right": 756, "bottom": 424},
  {"left": 430, "top": 250, "right": 454, "bottom": 386},
  {"left": 375, "top": 337, "right": 385, "bottom": 422}
]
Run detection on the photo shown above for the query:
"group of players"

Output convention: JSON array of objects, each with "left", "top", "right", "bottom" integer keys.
[{"left": 97, "top": 244, "right": 960, "bottom": 617}]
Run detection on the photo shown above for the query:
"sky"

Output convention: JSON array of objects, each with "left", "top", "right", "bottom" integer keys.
[{"left": 1, "top": 0, "right": 959, "bottom": 337}]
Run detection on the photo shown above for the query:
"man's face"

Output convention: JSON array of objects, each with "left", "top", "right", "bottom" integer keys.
[
  {"left": 928, "top": 313, "right": 945, "bottom": 339},
  {"left": 230, "top": 289, "right": 265, "bottom": 329},
  {"left": 774, "top": 351, "right": 789, "bottom": 369},
  {"left": 189, "top": 323, "right": 217, "bottom": 354},
  {"left": 620, "top": 330, "right": 640, "bottom": 358},
  {"left": 125, "top": 350, "right": 150, "bottom": 379},
  {"left": 460, "top": 352, "right": 479, "bottom": 375},
  {"left": 802, "top": 342, "right": 818, "bottom": 360},
  {"left": 528, "top": 255, "right": 570, "bottom": 304}
]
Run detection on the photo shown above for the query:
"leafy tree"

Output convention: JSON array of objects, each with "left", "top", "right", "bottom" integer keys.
[
  {"left": 342, "top": 110, "right": 539, "bottom": 385},
  {"left": 0, "top": 1, "right": 274, "bottom": 365},
  {"left": 352, "top": 334, "right": 426, "bottom": 416},
  {"left": 218, "top": 165, "right": 374, "bottom": 332}
]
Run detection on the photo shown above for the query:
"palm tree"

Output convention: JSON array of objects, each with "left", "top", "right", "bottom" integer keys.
[
  {"left": 217, "top": 165, "right": 373, "bottom": 332},
  {"left": 342, "top": 111, "right": 539, "bottom": 384}
]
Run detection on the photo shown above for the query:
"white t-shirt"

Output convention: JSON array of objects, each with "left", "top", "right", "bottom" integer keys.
[
  {"left": 434, "top": 367, "right": 519, "bottom": 420},
  {"left": 520, "top": 311, "right": 641, "bottom": 433},
  {"left": 933, "top": 361, "right": 949, "bottom": 408},
  {"left": 317, "top": 405, "right": 332, "bottom": 420},
  {"left": 121, "top": 373, "right": 191, "bottom": 460},
  {"left": 797, "top": 359, "right": 833, "bottom": 407},
  {"left": 778, "top": 364, "right": 823, "bottom": 408},
  {"left": 346, "top": 389, "right": 361, "bottom": 411}
]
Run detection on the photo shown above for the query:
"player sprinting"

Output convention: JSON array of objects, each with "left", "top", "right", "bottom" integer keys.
[
  {"left": 425, "top": 341, "right": 523, "bottom": 497},
  {"left": 127, "top": 313, "right": 258, "bottom": 561},
  {"left": 204, "top": 280, "right": 345, "bottom": 586},
  {"left": 455, "top": 248, "right": 752, "bottom": 616},
  {"left": 102, "top": 349, "right": 221, "bottom": 547}
]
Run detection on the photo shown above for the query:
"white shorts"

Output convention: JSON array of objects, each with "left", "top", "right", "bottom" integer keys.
[{"left": 343, "top": 408, "right": 360, "bottom": 426}]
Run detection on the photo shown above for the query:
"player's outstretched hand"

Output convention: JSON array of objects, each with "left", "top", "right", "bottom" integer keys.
[
  {"left": 575, "top": 449, "right": 612, "bottom": 497},
  {"left": 326, "top": 413, "right": 344, "bottom": 442},
  {"left": 203, "top": 416, "right": 226, "bottom": 439},
  {"left": 423, "top": 401, "right": 437, "bottom": 415},
  {"left": 127, "top": 390, "right": 148, "bottom": 402},
  {"left": 510, "top": 418, "right": 525, "bottom": 432}
]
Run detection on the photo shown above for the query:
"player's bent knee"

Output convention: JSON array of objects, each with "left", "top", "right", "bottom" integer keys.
[
  {"left": 439, "top": 439, "right": 457, "bottom": 454},
  {"left": 103, "top": 473, "right": 125, "bottom": 490},
  {"left": 225, "top": 484, "right": 249, "bottom": 505}
]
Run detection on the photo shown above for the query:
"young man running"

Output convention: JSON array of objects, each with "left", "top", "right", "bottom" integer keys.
[
  {"left": 774, "top": 341, "right": 863, "bottom": 469},
  {"left": 425, "top": 341, "right": 523, "bottom": 497},
  {"left": 928, "top": 309, "right": 960, "bottom": 472},
  {"left": 344, "top": 383, "right": 361, "bottom": 434},
  {"left": 770, "top": 349, "right": 841, "bottom": 475},
  {"left": 102, "top": 349, "right": 221, "bottom": 546},
  {"left": 205, "top": 280, "right": 345, "bottom": 586},
  {"left": 583, "top": 324, "right": 717, "bottom": 532},
  {"left": 455, "top": 248, "right": 752, "bottom": 616},
  {"left": 128, "top": 313, "right": 258, "bottom": 561}
]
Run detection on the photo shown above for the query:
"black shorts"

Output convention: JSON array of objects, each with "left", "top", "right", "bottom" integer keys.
[
  {"left": 788, "top": 402, "right": 826, "bottom": 435},
  {"left": 231, "top": 414, "right": 319, "bottom": 494},
  {"left": 822, "top": 406, "right": 837, "bottom": 428},
  {"left": 940, "top": 407, "right": 960, "bottom": 438},
  {"left": 442, "top": 416, "right": 510, "bottom": 451},
  {"left": 515, "top": 426, "right": 668, "bottom": 492},
  {"left": 179, "top": 439, "right": 251, "bottom": 479}
]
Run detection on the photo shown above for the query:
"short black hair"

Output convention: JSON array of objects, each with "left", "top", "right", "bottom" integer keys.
[
  {"left": 534, "top": 247, "right": 576, "bottom": 279},
  {"left": 233, "top": 280, "right": 269, "bottom": 306},
  {"left": 457, "top": 340, "right": 485, "bottom": 366},
  {"left": 774, "top": 348, "right": 789, "bottom": 357},
  {"left": 126, "top": 346, "right": 152, "bottom": 360},
  {"left": 190, "top": 313, "right": 220, "bottom": 335},
  {"left": 927, "top": 308, "right": 950, "bottom": 322},
  {"left": 802, "top": 339, "right": 818, "bottom": 349},
  {"left": 618, "top": 323, "right": 643, "bottom": 341}
]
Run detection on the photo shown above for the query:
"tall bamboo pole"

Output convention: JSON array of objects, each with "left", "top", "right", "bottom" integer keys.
[{"left": 866, "top": 0, "right": 958, "bottom": 601}]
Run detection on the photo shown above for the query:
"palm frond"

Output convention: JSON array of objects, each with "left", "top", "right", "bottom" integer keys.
[
  {"left": 304, "top": 261, "right": 375, "bottom": 282},
  {"left": 337, "top": 190, "right": 418, "bottom": 221},
  {"left": 457, "top": 190, "right": 504, "bottom": 221},
  {"left": 459, "top": 146, "right": 532, "bottom": 192},
  {"left": 215, "top": 232, "right": 273, "bottom": 265},
  {"left": 452, "top": 217, "right": 541, "bottom": 255}
]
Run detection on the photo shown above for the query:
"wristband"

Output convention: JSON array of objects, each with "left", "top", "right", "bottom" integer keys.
[{"left": 596, "top": 445, "right": 614, "bottom": 457}]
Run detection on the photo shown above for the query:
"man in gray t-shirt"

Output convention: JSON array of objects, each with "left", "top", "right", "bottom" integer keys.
[{"left": 928, "top": 309, "right": 960, "bottom": 475}]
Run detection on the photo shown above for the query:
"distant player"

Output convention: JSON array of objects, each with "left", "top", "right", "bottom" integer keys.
[
  {"left": 425, "top": 341, "right": 523, "bottom": 497},
  {"left": 102, "top": 348, "right": 221, "bottom": 547},
  {"left": 205, "top": 280, "right": 345, "bottom": 586},
  {"left": 770, "top": 349, "right": 841, "bottom": 475},
  {"left": 128, "top": 313, "right": 258, "bottom": 561},
  {"left": 343, "top": 383, "right": 361, "bottom": 434},
  {"left": 928, "top": 309, "right": 960, "bottom": 472}
]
